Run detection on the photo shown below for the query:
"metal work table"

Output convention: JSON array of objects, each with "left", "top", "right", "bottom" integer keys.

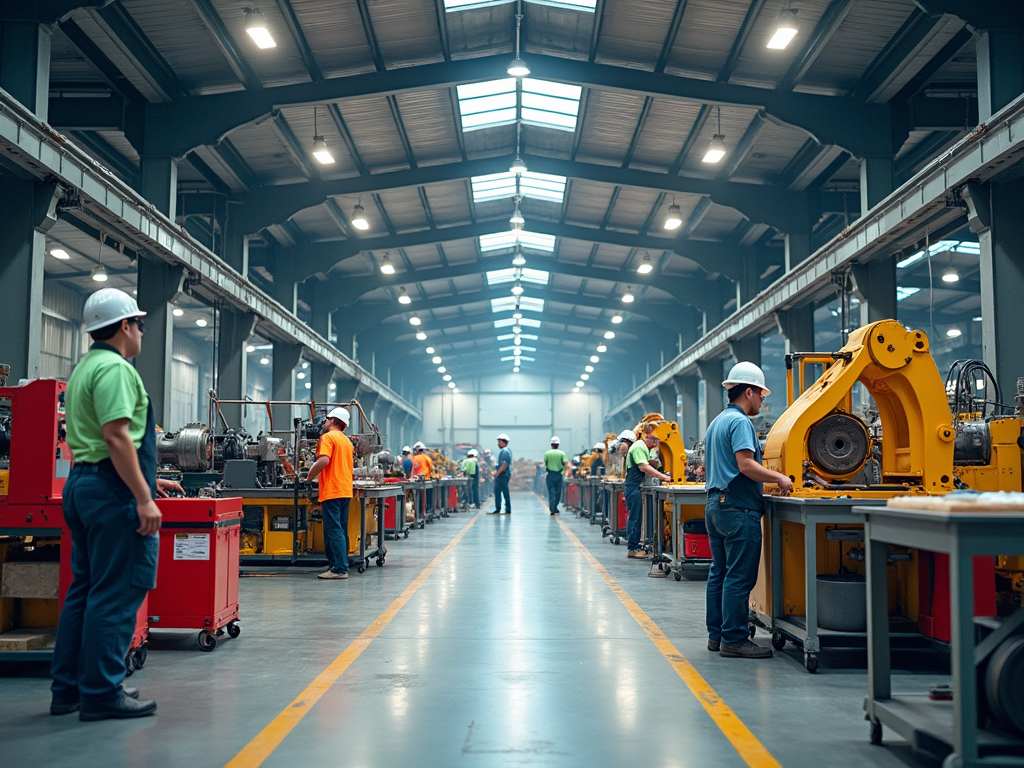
[
  {"left": 588, "top": 475, "right": 606, "bottom": 524},
  {"left": 648, "top": 484, "right": 707, "bottom": 580},
  {"left": 350, "top": 483, "right": 402, "bottom": 573},
  {"left": 403, "top": 479, "right": 433, "bottom": 529},
  {"left": 600, "top": 479, "right": 625, "bottom": 544},
  {"left": 756, "top": 496, "right": 894, "bottom": 673},
  {"left": 855, "top": 505, "right": 1024, "bottom": 768},
  {"left": 437, "top": 477, "right": 466, "bottom": 515}
]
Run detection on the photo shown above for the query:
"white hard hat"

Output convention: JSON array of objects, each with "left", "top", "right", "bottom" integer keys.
[
  {"left": 550, "top": 436, "right": 560, "bottom": 445},
  {"left": 497, "top": 434, "right": 510, "bottom": 442},
  {"left": 413, "top": 441, "right": 426, "bottom": 450},
  {"left": 326, "top": 407, "right": 349, "bottom": 424},
  {"left": 83, "top": 288, "right": 146, "bottom": 333},
  {"left": 467, "top": 449, "right": 477, "bottom": 457},
  {"left": 593, "top": 443, "right": 605, "bottom": 451},
  {"left": 618, "top": 429, "right": 637, "bottom": 442},
  {"left": 402, "top": 446, "right": 411, "bottom": 454},
  {"left": 722, "top": 361, "right": 770, "bottom": 396}
]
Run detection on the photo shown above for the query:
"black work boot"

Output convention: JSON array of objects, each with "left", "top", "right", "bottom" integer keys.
[{"left": 719, "top": 639, "right": 773, "bottom": 659}]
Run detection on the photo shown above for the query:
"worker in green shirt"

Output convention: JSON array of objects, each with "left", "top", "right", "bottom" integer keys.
[
  {"left": 50, "top": 288, "right": 182, "bottom": 722},
  {"left": 625, "top": 429, "right": 671, "bottom": 559},
  {"left": 460, "top": 449, "right": 480, "bottom": 508},
  {"left": 543, "top": 436, "right": 569, "bottom": 516}
]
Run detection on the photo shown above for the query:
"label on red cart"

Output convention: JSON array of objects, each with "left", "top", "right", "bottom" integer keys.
[{"left": 173, "top": 533, "right": 210, "bottom": 560}]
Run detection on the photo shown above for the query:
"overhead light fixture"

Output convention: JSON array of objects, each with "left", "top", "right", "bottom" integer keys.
[
  {"left": 575, "top": 381, "right": 584, "bottom": 388},
  {"left": 426, "top": 346, "right": 435, "bottom": 354},
  {"left": 380, "top": 253, "right": 395, "bottom": 274},
  {"left": 510, "top": 205, "right": 525, "bottom": 230},
  {"left": 513, "top": 366, "right": 520, "bottom": 373},
  {"left": 296, "top": 372, "right": 306, "bottom": 380},
  {"left": 637, "top": 252, "right": 653, "bottom": 274},
  {"left": 573, "top": 386, "right": 580, "bottom": 392},
  {"left": 664, "top": 201, "right": 683, "bottom": 231},
  {"left": 244, "top": 7, "right": 276, "bottom": 49},
  {"left": 443, "top": 374, "right": 452, "bottom": 381},
  {"left": 590, "top": 355, "right": 600, "bottom": 363},
  {"left": 304, "top": 382, "right": 311, "bottom": 389},
  {"left": 448, "top": 381, "right": 456, "bottom": 389},
  {"left": 50, "top": 249, "right": 70, "bottom": 260},
  {"left": 351, "top": 203, "right": 369, "bottom": 231},
  {"left": 453, "top": 388, "right": 459, "bottom": 393},
  {"left": 260, "top": 357, "right": 270, "bottom": 365},
  {"left": 942, "top": 266, "right": 960, "bottom": 283},
  {"left": 596, "top": 345, "right": 607, "bottom": 353},
  {"left": 512, "top": 324, "right": 523, "bottom": 335},
  {"left": 432, "top": 356, "right": 442, "bottom": 364},
  {"left": 703, "top": 106, "right": 727, "bottom": 164},
  {"left": 611, "top": 315, "right": 623, "bottom": 324},
  {"left": 398, "top": 287, "right": 412, "bottom": 305},
  {"left": 513, "top": 337, "right": 522, "bottom": 346},
  {"left": 416, "top": 331, "right": 427, "bottom": 340},
  {"left": 172, "top": 308, "right": 184, "bottom": 317},
  {"left": 512, "top": 251, "right": 526, "bottom": 267},
  {"left": 511, "top": 282, "right": 524, "bottom": 296},
  {"left": 946, "top": 328, "right": 962, "bottom": 338},
  {"left": 510, "top": 156, "right": 528, "bottom": 175},
  {"left": 622, "top": 287, "right": 635, "bottom": 303},
  {"left": 767, "top": 9, "right": 799, "bottom": 50},
  {"left": 604, "top": 330, "right": 615, "bottom": 339},
  {"left": 581, "top": 374, "right": 589, "bottom": 380},
  {"left": 409, "top": 314, "right": 421, "bottom": 326},
  {"left": 302, "top": 362, "right": 309, "bottom": 369},
  {"left": 311, "top": 136, "right": 334, "bottom": 165},
  {"left": 246, "top": 345, "right": 256, "bottom": 353},
  {"left": 90, "top": 264, "right": 107, "bottom": 282},
  {"left": 512, "top": 312, "right": 523, "bottom": 320},
  {"left": 195, "top": 318, "right": 208, "bottom": 328},
  {"left": 329, "top": 382, "right": 337, "bottom": 389},
  {"left": 438, "top": 366, "right": 447, "bottom": 373},
  {"left": 585, "top": 365, "right": 594, "bottom": 372},
  {"left": 507, "top": 4, "right": 529, "bottom": 77}
]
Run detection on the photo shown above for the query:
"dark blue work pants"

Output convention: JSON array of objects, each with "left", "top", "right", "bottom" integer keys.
[
  {"left": 50, "top": 463, "right": 158, "bottom": 705},
  {"left": 321, "top": 497, "right": 351, "bottom": 574},
  {"left": 470, "top": 474, "right": 479, "bottom": 507},
  {"left": 705, "top": 493, "right": 763, "bottom": 645},
  {"left": 624, "top": 483, "right": 643, "bottom": 550},
  {"left": 545, "top": 470, "right": 563, "bottom": 513},
  {"left": 494, "top": 474, "right": 511, "bottom": 512}
]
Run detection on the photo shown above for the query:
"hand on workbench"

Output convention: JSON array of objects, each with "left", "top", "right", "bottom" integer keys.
[
  {"left": 776, "top": 476, "right": 794, "bottom": 496},
  {"left": 156, "top": 478, "right": 184, "bottom": 497}
]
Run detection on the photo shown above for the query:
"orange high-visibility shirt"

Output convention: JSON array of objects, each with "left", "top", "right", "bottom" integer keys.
[{"left": 316, "top": 430, "right": 354, "bottom": 501}]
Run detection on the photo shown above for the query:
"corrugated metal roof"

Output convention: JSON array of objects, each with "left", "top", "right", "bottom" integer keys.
[
  {"left": 340, "top": 95, "right": 415, "bottom": 172},
  {"left": 371, "top": 0, "right": 447, "bottom": 69},
  {"left": 593, "top": 0, "right": 675, "bottom": 70}
]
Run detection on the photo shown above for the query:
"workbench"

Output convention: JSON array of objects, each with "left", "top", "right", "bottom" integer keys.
[
  {"left": 350, "top": 483, "right": 402, "bottom": 573},
  {"left": 437, "top": 477, "right": 467, "bottom": 515},
  {"left": 651, "top": 484, "right": 708, "bottom": 580},
  {"left": 403, "top": 479, "right": 432, "bottom": 528},
  {"left": 856, "top": 505, "right": 1024, "bottom": 768},
  {"left": 600, "top": 480, "right": 626, "bottom": 544}
]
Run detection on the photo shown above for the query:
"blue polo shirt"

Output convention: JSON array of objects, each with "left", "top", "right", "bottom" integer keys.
[
  {"left": 704, "top": 404, "right": 764, "bottom": 512},
  {"left": 496, "top": 446, "right": 513, "bottom": 476}
]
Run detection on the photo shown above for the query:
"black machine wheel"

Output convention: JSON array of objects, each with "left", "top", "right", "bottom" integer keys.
[
  {"left": 869, "top": 719, "right": 883, "bottom": 746},
  {"left": 198, "top": 632, "right": 217, "bottom": 651},
  {"left": 227, "top": 622, "right": 241, "bottom": 639},
  {"left": 357, "top": 563, "right": 367, "bottom": 574},
  {"left": 771, "top": 632, "right": 786, "bottom": 651},
  {"left": 673, "top": 570, "right": 682, "bottom": 582},
  {"left": 804, "top": 652, "right": 818, "bottom": 673},
  {"left": 376, "top": 556, "right": 385, "bottom": 567}
]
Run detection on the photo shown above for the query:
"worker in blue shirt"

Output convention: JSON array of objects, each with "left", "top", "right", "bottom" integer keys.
[
  {"left": 400, "top": 446, "right": 413, "bottom": 477},
  {"left": 704, "top": 362, "right": 792, "bottom": 659},
  {"left": 490, "top": 434, "right": 513, "bottom": 515},
  {"left": 542, "top": 437, "right": 569, "bottom": 515}
]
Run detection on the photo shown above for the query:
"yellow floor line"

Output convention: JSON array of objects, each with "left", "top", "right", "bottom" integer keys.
[
  {"left": 556, "top": 517, "right": 782, "bottom": 768},
  {"left": 224, "top": 512, "right": 482, "bottom": 768}
]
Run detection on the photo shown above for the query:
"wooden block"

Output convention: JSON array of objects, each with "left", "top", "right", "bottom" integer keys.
[
  {"left": 0, "top": 628, "right": 56, "bottom": 651},
  {"left": 0, "top": 562, "right": 60, "bottom": 599}
]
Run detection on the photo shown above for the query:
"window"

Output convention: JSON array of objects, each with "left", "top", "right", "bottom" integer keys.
[
  {"left": 444, "top": 0, "right": 595, "bottom": 12},
  {"left": 471, "top": 171, "right": 567, "bottom": 203},
  {"left": 495, "top": 317, "right": 542, "bottom": 328},
  {"left": 491, "top": 296, "right": 545, "bottom": 313},
  {"left": 486, "top": 268, "right": 549, "bottom": 285},
  {"left": 479, "top": 230, "right": 556, "bottom": 253},
  {"left": 896, "top": 240, "right": 977, "bottom": 269},
  {"left": 896, "top": 287, "right": 920, "bottom": 301},
  {"left": 522, "top": 79, "right": 582, "bottom": 132},
  {"left": 456, "top": 79, "right": 517, "bottom": 132}
]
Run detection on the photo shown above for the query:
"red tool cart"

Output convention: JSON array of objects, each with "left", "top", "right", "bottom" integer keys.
[{"left": 149, "top": 497, "right": 242, "bottom": 651}]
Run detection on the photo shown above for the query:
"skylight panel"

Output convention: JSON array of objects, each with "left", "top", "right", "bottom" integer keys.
[
  {"left": 472, "top": 173, "right": 518, "bottom": 203},
  {"left": 456, "top": 80, "right": 517, "bottom": 132},
  {"left": 501, "top": 355, "right": 536, "bottom": 362},
  {"left": 491, "top": 297, "right": 545, "bottom": 313},
  {"left": 495, "top": 318, "right": 542, "bottom": 328},
  {"left": 521, "top": 79, "right": 582, "bottom": 132},
  {"left": 500, "top": 346, "right": 537, "bottom": 352},
  {"left": 480, "top": 232, "right": 519, "bottom": 252},
  {"left": 516, "top": 231, "right": 556, "bottom": 252},
  {"left": 896, "top": 287, "right": 921, "bottom": 301},
  {"left": 470, "top": 171, "right": 567, "bottom": 204},
  {"left": 521, "top": 268, "right": 549, "bottom": 285},
  {"left": 486, "top": 268, "right": 517, "bottom": 285},
  {"left": 519, "top": 297, "right": 545, "bottom": 312},
  {"left": 496, "top": 333, "right": 539, "bottom": 340},
  {"left": 444, "top": 0, "right": 595, "bottom": 12},
  {"left": 896, "top": 251, "right": 925, "bottom": 269}
]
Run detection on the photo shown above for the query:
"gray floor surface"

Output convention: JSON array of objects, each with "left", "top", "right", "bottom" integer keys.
[{"left": 0, "top": 491, "right": 947, "bottom": 768}]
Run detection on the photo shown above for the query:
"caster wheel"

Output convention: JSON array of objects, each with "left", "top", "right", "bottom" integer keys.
[
  {"left": 376, "top": 556, "right": 385, "bottom": 567},
  {"left": 869, "top": 719, "right": 883, "bottom": 746},
  {"left": 357, "top": 564, "right": 367, "bottom": 574},
  {"left": 804, "top": 653, "right": 818, "bottom": 673},
  {"left": 612, "top": 536, "right": 620, "bottom": 545},
  {"left": 673, "top": 570, "right": 682, "bottom": 581},
  {"left": 227, "top": 622, "right": 241, "bottom": 639},
  {"left": 748, "top": 624, "right": 757, "bottom": 639},
  {"left": 134, "top": 645, "right": 148, "bottom": 669},
  {"left": 771, "top": 632, "right": 786, "bottom": 651},
  {"left": 198, "top": 632, "right": 217, "bottom": 652},
  {"left": 124, "top": 655, "right": 134, "bottom": 676},
  {"left": 941, "top": 754, "right": 963, "bottom": 768},
  {"left": 404, "top": 531, "right": 409, "bottom": 539},
  {"left": 216, "top": 628, "right": 225, "bottom": 637}
]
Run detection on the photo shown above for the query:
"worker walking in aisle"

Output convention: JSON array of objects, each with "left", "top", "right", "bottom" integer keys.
[
  {"left": 543, "top": 436, "right": 569, "bottom": 515},
  {"left": 623, "top": 428, "right": 671, "bottom": 559},
  {"left": 490, "top": 434, "right": 512, "bottom": 515},
  {"left": 306, "top": 407, "right": 355, "bottom": 580},
  {"left": 51, "top": 288, "right": 183, "bottom": 721},
  {"left": 400, "top": 446, "right": 413, "bottom": 477},
  {"left": 461, "top": 449, "right": 480, "bottom": 508},
  {"left": 705, "top": 362, "right": 793, "bottom": 659}
]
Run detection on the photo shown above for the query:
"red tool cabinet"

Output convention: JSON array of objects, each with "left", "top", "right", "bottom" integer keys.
[{"left": 149, "top": 497, "right": 242, "bottom": 651}]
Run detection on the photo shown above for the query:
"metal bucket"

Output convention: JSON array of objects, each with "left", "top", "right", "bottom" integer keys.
[{"left": 816, "top": 572, "right": 867, "bottom": 632}]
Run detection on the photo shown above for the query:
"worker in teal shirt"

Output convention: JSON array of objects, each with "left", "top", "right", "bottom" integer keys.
[
  {"left": 542, "top": 436, "right": 569, "bottom": 515},
  {"left": 51, "top": 288, "right": 182, "bottom": 721},
  {"left": 704, "top": 362, "right": 792, "bottom": 659},
  {"left": 490, "top": 434, "right": 513, "bottom": 514}
]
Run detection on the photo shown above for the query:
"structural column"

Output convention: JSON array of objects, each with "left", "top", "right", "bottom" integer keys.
[
  {"left": 0, "top": 21, "right": 50, "bottom": 120},
  {"left": 674, "top": 374, "right": 700, "bottom": 447},
  {"left": 140, "top": 156, "right": 178, "bottom": 220},
  {"left": 223, "top": 211, "right": 249, "bottom": 276},
  {"left": 374, "top": 399, "right": 394, "bottom": 444},
  {"left": 728, "top": 336, "right": 761, "bottom": 367},
  {"left": 271, "top": 342, "right": 302, "bottom": 434},
  {"left": 309, "top": 360, "right": 335, "bottom": 405},
  {"left": 776, "top": 305, "right": 815, "bottom": 354},
  {"left": 737, "top": 248, "right": 762, "bottom": 306},
  {"left": 657, "top": 383, "right": 678, "bottom": 424},
  {"left": 851, "top": 256, "right": 897, "bottom": 323},
  {"left": 784, "top": 232, "right": 812, "bottom": 271},
  {"left": 977, "top": 30, "right": 1024, "bottom": 122},
  {"left": 696, "top": 359, "right": 723, "bottom": 436},
  {"left": 860, "top": 156, "right": 894, "bottom": 212},
  {"left": 136, "top": 259, "right": 185, "bottom": 428},
  {"left": 640, "top": 392, "right": 661, "bottom": 417},
  {"left": 217, "top": 308, "right": 257, "bottom": 428},
  {"left": 356, "top": 390, "right": 380, "bottom": 433}
]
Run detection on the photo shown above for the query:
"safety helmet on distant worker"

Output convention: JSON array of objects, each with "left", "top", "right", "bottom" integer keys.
[
  {"left": 83, "top": 287, "right": 147, "bottom": 333},
  {"left": 593, "top": 443, "right": 605, "bottom": 451},
  {"left": 722, "top": 361, "right": 770, "bottom": 397},
  {"left": 413, "top": 441, "right": 426, "bottom": 451},
  {"left": 550, "top": 436, "right": 560, "bottom": 445},
  {"left": 466, "top": 449, "right": 477, "bottom": 457},
  {"left": 402, "top": 446, "right": 411, "bottom": 454},
  {"left": 326, "top": 407, "right": 349, "bottom": 425},
  {"left": 617, "top": 430, "right": 637, "bottom": 443},
  {"left": 497, "top": 434, "right": 510, "bottom": 442}
]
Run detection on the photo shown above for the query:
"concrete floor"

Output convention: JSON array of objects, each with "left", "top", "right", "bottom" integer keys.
[{"left": 0, "top": 492, "right": 948, "bottom": 767}]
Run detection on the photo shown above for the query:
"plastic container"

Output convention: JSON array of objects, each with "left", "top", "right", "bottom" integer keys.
[{"left": 816, "top": 573, "right": 867, "bottom": 632}]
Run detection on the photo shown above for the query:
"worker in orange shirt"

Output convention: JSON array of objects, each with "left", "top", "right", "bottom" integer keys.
[
  {"left": 410, "top": 442, "right": 435, "bottom": 518},
  {"left": 306, "top": 407, "right": 354, "bottom": 580}
]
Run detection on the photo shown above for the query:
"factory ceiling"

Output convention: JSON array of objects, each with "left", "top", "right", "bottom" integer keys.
[{"left": 42, "top": 0, "right": 984, "bottom": 395}]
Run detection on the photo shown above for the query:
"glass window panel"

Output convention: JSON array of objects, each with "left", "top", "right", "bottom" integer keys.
[
  {"left": 521, "top": 108, "right": 578, "bottom": 130},
  {"left": 462, "top": 109, "right": 517, "bottom": 130},
  {"left": 523, "top": 79, "right": 582, "bottom": 100},
  {"left": 456, "top": 79, "right": 516, "bottom": 99}
]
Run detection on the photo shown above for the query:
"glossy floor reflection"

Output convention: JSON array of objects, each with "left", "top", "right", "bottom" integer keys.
[{"left": 0, "top": 492, "right": 944, "bottom": 768}]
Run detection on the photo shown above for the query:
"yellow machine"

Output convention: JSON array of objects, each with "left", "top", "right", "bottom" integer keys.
[{"left": 754, "top": 320, "right": 1024, "bottom": 628}]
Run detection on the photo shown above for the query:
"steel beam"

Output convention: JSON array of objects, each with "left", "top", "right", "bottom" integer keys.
[{"left": 777, "top": 0, "right": 855, "bottom": 93}]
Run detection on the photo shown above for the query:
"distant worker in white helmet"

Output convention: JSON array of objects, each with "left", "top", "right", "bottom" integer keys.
[
  {"left": 489, "top": 434, "right": 513, "bottom": 515},
  {"left": 400, "top": 446, "right": 413, "bottom": 478},
  {"left": 542, "top": 436, "right": 569, "bottom": 516},
  {"left": 704, "top": 361, "right": 792, "bottom": 659},
  {"left": 306, "top": 407, "right": 354, "bottom": 580},
  {"left": 590, "top": 442, "right": 606, "bottom": 478},
  {"left": 460, "top": 449, "right": 481, "bottom": 509}
]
